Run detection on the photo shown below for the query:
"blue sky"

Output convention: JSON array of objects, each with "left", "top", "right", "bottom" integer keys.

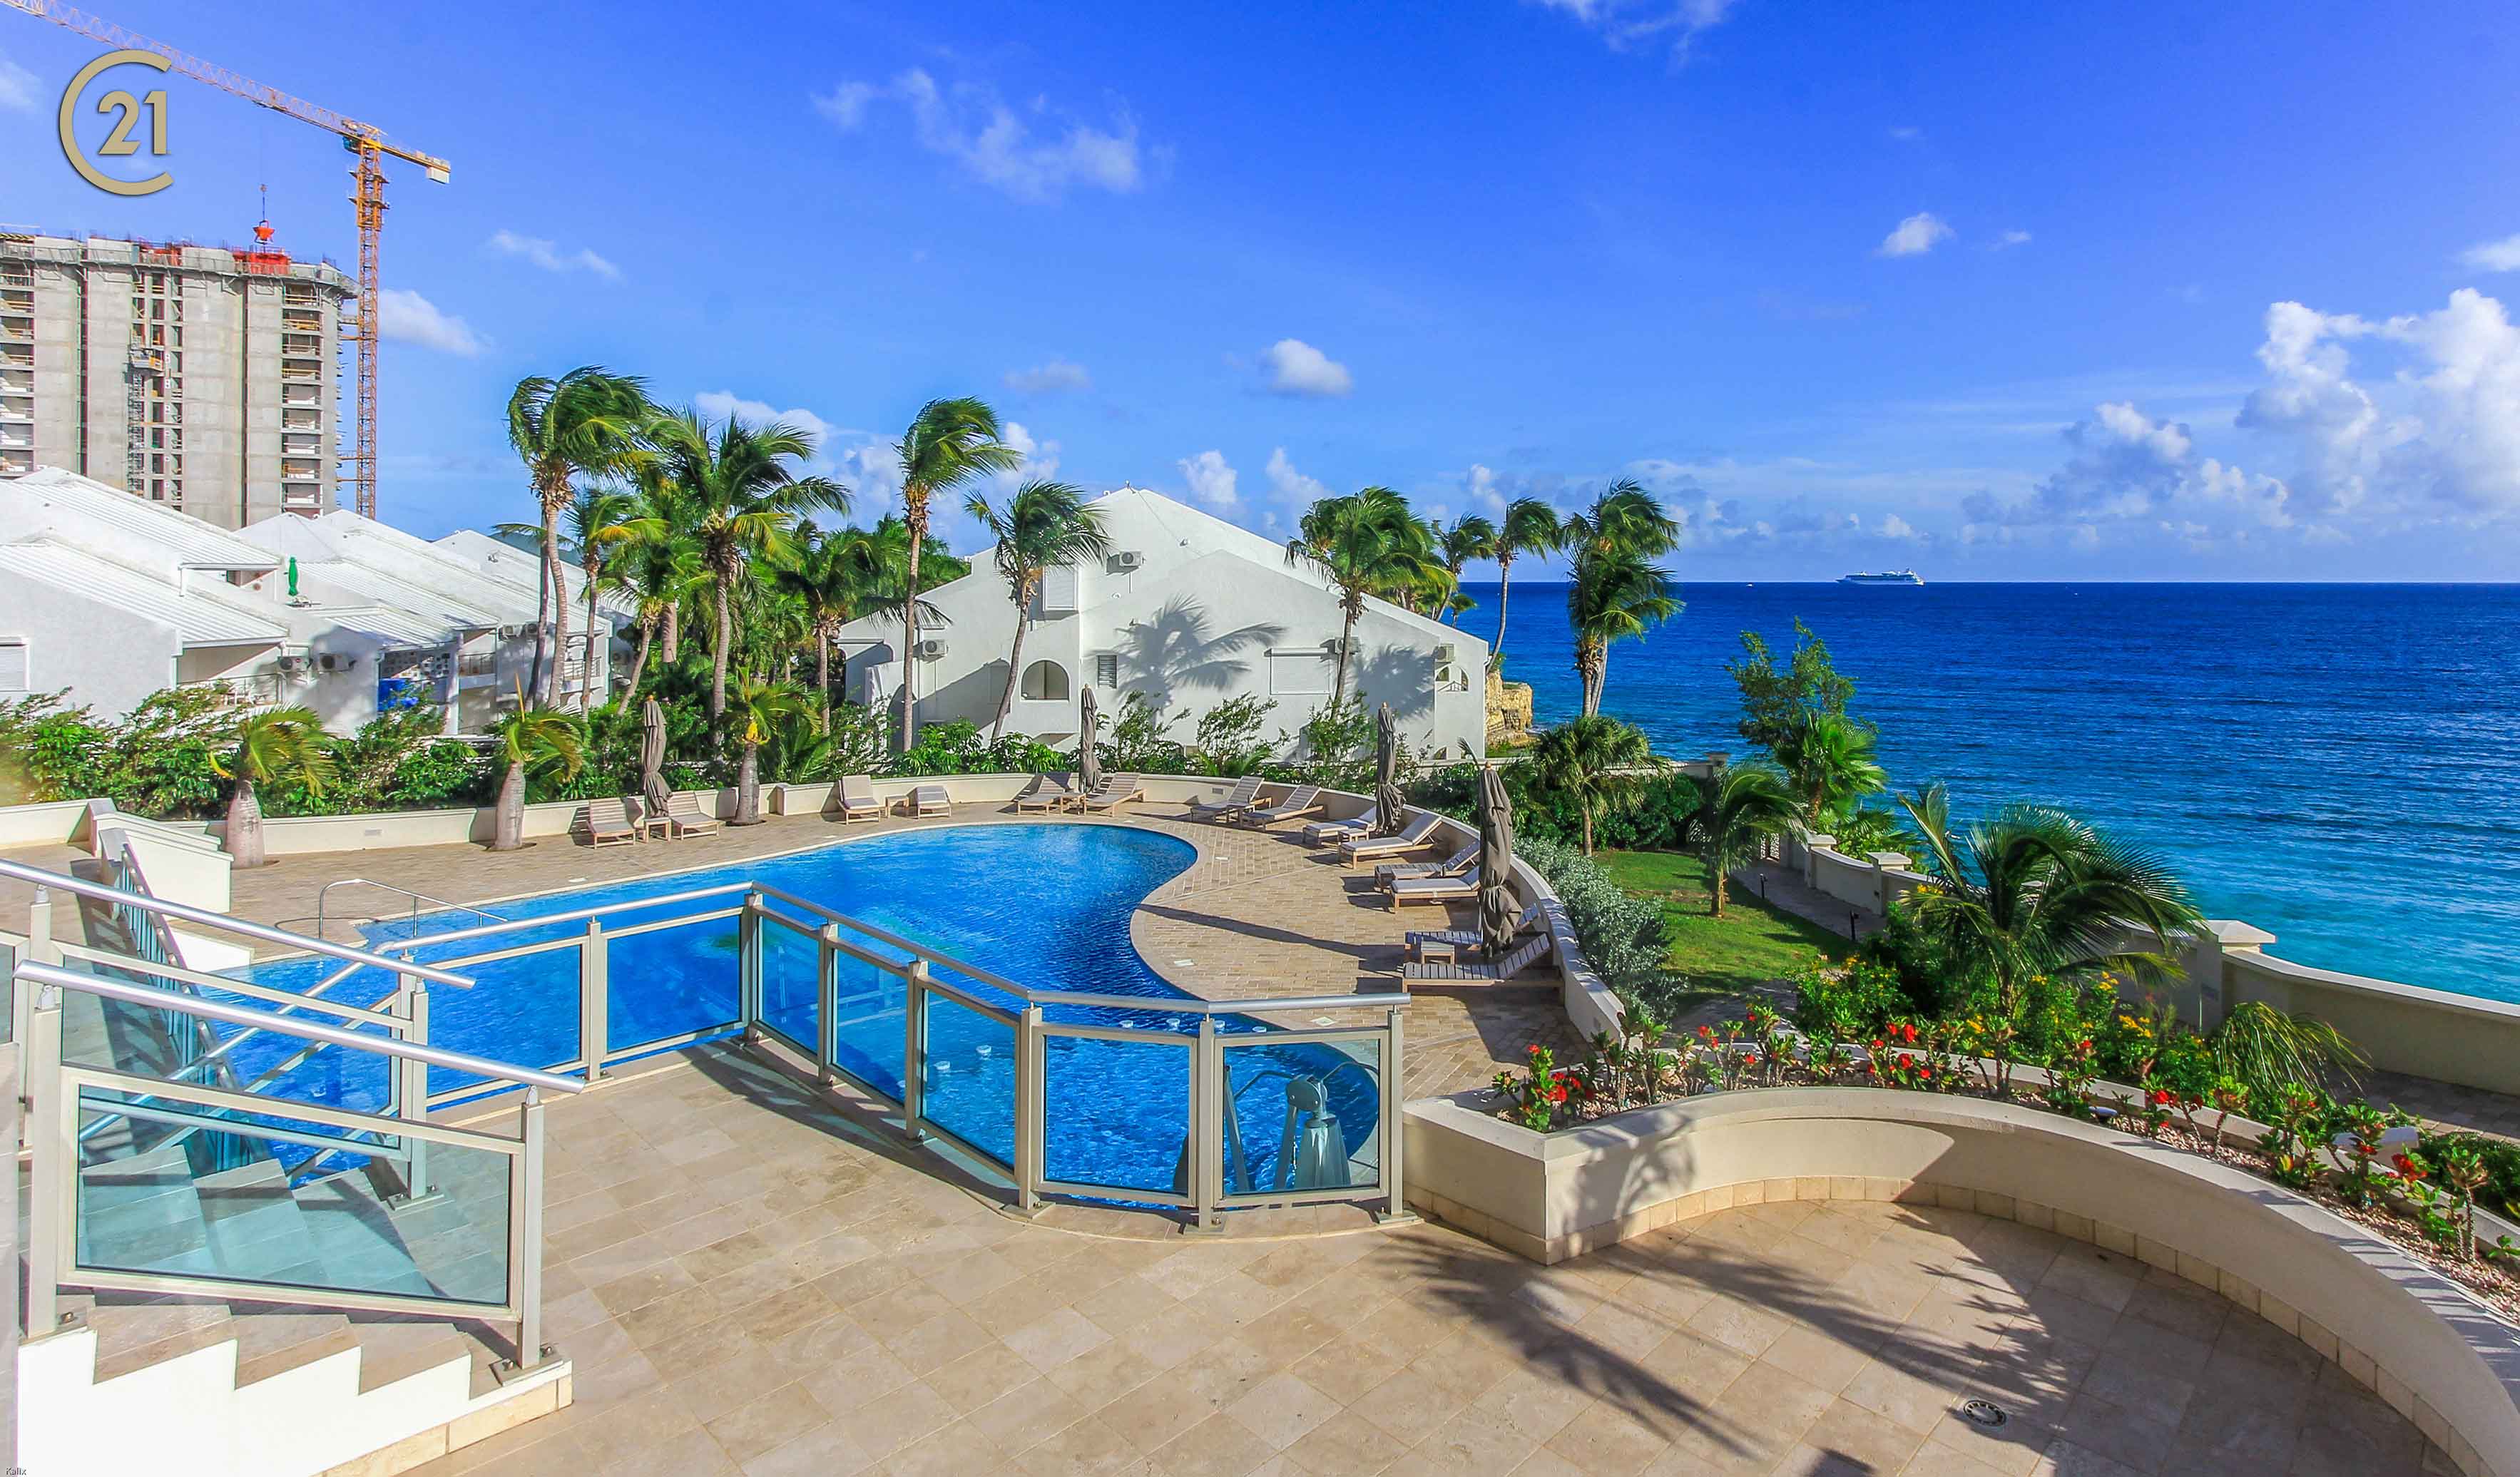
[{"left": 4, "top": 0, "right": 2518, "bottom": 578}]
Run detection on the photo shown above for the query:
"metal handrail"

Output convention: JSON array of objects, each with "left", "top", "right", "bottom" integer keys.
[
  {"left": 0, "top": 857, "right": 476, "bottom": 989},
  {"left": 16, "top": 960, "right": 583, "bottom": 1095},
  {"left": 315, "top": 877, "right": 507, "bottom": 941}
]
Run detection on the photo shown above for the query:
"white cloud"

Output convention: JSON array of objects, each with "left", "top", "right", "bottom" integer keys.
[
  {"left": 375, "top": 290, "right": 483, "bottom": 357},
  {"left": 0, "top": 56, "right": 38, "bottom": 112},
  {"left": 1962, "top": 401, "right": 2292, "bottom": 546},
  {"left": 1261, "top": 339, "right": 1353, "bottom": 397},
  {"left": 1265, "top": 448, "right": 1335, "bottom": 511},
  {"left": 1531, "top": 0, "right": 1743, "bottom": 60},
  {"left": 1004, "top": 359, "right": 1092, "bottom": 394},
  {"left": 813, "top": 68, "right": 1152, "bottom": 202},
  {"left": 1889, "top": 126, "right": 1922, "bottom": 143},
  {"left": 2457, "top": 235, "right": 2520, "bottom": 273},
  {"left": 1878, "top": 514, "right": 1918, "bottom": 539},
  {"left": 486, "top": 230, "right": 621, "bottom": 281},
  {"left": 691, "top": 391, "right": 837, "bottom": 458},
  {"left": 1991, "top": 230, "right": 2032, "bottom": 250},
  {"left": 1876, "top": 213, "right": 1953, "bottom": 258},
  {"left": 1177, "top": 450, "right": 1238, "bottom": 510}
]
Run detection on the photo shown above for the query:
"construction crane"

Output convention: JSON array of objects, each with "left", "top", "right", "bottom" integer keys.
[{"left": 4, "top": 0, "right": 449, "bottom": 520}]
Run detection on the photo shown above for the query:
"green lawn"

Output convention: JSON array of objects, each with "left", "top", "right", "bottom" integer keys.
[{"left": 1598, "top": 849, "right": 1850, "bottom": 996}]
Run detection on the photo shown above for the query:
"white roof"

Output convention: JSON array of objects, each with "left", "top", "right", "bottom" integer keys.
[
  {"left": 0, "top": 541, "right": 287, "bottom": 645},
  {"left": 291, "top": 558, "right": 506, "bottom": 631},
  {"left": 434, "top": 527, "right": 631, "bottom": 617},
  {"left": 242, "top": 511, "right": 543, "bottom": 628},
  {"left": 314, "top": 603, "right": 456, "bottom": 648},
  {"left": 0, "top": 466, "right": 280, "bottom": 573}
]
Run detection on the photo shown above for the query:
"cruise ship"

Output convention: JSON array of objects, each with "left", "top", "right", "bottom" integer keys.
[{"left": 1839, "top": 568, "right": 1924, "bottom": 586}]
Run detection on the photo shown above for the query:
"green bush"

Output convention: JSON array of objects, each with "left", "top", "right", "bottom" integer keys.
[{"left": 1516, "top": 834, "right": 1673, "bottom": 1005}]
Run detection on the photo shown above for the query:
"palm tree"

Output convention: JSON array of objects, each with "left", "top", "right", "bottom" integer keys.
[
  {"left": 1773, "top": 708, "right": 1887, "bottom": 827},
  {"left": 892, "top": 398, "right": 1021, "bottom": 750},
  {"left": 1687, "top": 762, "right": 1799, "bottom": 917},
  {"left": 1490, "top": 496, "right": 1565, "bottom": 668},
  {"left": 499, "top": 485, "right": 632, "bottom": 711},
  {"left": 1284, "top": 486, "right": 1441, "bottom": 710},
  {"left": 486, "top": 699, "right": 585, "bottom": 851},
  {"left": 1894, "top": 783, "right": 2204, "bottom": 1097},
  {"left": 772, "top": 522, "right": 865, "bottom": 708},
  {"left": 649, "top": 409, "right": 849, "bottom": 725},
  {"left": 1531, "top": 715, "right": 1658, "bottom": 855},
  {"left": 1434, "top": 514, "right": 1496, "bottom": 626},
  {"left": 1561, "top": 477, "right": 1680, "bottom": 564},
  {"left": 505, "top": 368, "right": 653, "bottom": 705},
  {"left": 965, "top": 479, "right": 1111, "bottom": 738},
  {"left": 601, "top": 464, "right": 705, "bottom": 695},
  {"left": 1566, "top": 548, "right": 1680, "bottom": 716},
  {"left": 725, "top": 678, "right": 810, "bottom": 824},
  {"left": 214, "top": 707, "right": 334, "bottom": 869}
]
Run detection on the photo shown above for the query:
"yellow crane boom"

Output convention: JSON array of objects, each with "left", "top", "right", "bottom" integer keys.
[{"left": 4, "top": 0, "right": 450, "bottom": 520}]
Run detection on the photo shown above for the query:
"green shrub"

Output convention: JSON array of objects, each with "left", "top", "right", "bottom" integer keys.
[{"left": 1516, "top": 834, "right": 1673, "bottom": 1006}]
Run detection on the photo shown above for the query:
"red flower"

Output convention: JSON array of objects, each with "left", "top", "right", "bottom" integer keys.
[
  {"left": 1898, "top": 1053, "right": 1914, "bottom": 1069},
  {"left": 1744, "top": 1054, "right": 1760, "bottom": 1068},
  {"left": 1899, "top": 1023, "right": 1920, "bottom": 1043},
  {"left": 1869, "top": 1038, "right": 1885, "bottom": 1051},
  {"left": 2150, "top": 1089, "right": 2171, "bottom": 1106},
  {"left": 1918, "top": 1068, "right": 1932, "bottom": 1080},
  {"left": 2393, "top": 1153, "right": 2425, "bottom": 1180}
]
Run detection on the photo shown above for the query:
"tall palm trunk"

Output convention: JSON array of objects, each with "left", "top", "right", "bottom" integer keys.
[
  {"left": 493, "top": 761, "right": 527, "bottom": 851},
  {"left": 814, "top": 621, "right": 834, "bottom": 711},
  {"left": 539, "top": 473, "right": 573, "bottom": 707},
  {"left": 225, "top": 780, "right": 265, "bottom": 869},
  {"left": 899, "top": 492, "right": 928, "bottom": 751},
  {"left": 991, "top": 576, "right": 1036, "bottom": 740},
  {"left": 733, "top": 742, "right": 762, "bottom": 825},
  {"left": 1330, "top": 594, "right": 1360, "bottom": 710},
  {"left": 1492, "top": 553, "right": 1514, "bottom": 664},
  {"left": 580, "top": 557, "right": 604, "bottom": 710},
  {"left": 662, "top": 602, "right": 680, "bottom": 663},
  {"left": 710, "top": 570, "right": 733, "bottom": 722},
  {"left": 625, "top": 615, "right": 655, "bottom": 696}
]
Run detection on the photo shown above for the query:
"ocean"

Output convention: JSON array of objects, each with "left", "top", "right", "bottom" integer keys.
[{"left": 1457, "top": 581, "right": 2520, "bottom": 1005}]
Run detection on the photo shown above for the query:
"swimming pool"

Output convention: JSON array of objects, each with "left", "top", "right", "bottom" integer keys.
[{"left": 226, "top": 824, "right": 1387, "bottom": 1202}]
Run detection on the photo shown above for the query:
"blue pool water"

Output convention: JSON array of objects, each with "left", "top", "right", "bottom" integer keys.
[
  {"left": 229, "top": 824, "right": 1383, "bottom": 1200},
  {"left": 1470, "top": 581, "right": 2520, "bottom": 1003}
]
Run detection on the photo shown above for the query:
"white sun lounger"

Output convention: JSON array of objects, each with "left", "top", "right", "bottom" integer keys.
[
  {"left": 1237, "top": 785, "right": 1322, "bottom": 827},
  {"left": 1073, "top": 773, "right": 1144, "bottom": 814},
  {"left": 1301, "top": 817, "right": 1370, "bottom": 846},
  {"left": 1376, "top": 844, "right": 1476, "bottom": 885},
  {"left": 1012, "top": 775, "right": 1073, "bottom": 812},
  {"left": 1187, "top": 774, "right": 1267, "bottom": 822},
  {"left": 578, "top": 797, "right": 636, "bottom": 847},
  {"left": 904, "top": 784, "right": 951, "bottom": 817},
  {"left": 835, "top": 775, "right": 882, "bottom": 822},
  {"left": 1407, "top": 902, "right": 1543, "bottom": 963},
  {"left": 1337, "top": 811, "right": 1441, "bottom": 862},
  {"left": 658, "top": 791, "right": 722, "bottom": 839},
  {"left": 1404, "top": 933, "right": 1554, "bottom": 984},
  {"left": 1385, "top": 867, "right": 1479, "bottom": 908}
]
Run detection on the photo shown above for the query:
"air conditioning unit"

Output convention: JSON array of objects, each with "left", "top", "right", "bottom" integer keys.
[
  {"left": 1433, "top": 643, "right": 1457, "bottom": 664},
  {"left": 315, "top": 652, "right": 351, "bottom": 673},
  {"left": 913, "top": 638, "right": 950, "bottom": 661},
  {"left": 275, "top": 653, "right": 310, "bottom": 676},
  {"left": 1113, "top": 550, "right": 1144, "bottom": 571}
]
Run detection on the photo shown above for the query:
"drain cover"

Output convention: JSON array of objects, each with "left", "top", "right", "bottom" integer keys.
[{"left": 1959, "top": 1399, "right": 2009, "bottom": 1429}]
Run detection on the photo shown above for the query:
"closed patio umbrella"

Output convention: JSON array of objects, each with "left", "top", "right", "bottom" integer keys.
[
  {"left": 1478, "top": 763, "right": 1517, "bottom": 957},
  {"left": 640, "top": 696, "right": 673, "bottom": 824},
  {"left": 1373, "top": 702, "right": 1402, "bottom": 836},
  {"left": 1077, "top": 685, "right": 1101, "bottom": 793}
]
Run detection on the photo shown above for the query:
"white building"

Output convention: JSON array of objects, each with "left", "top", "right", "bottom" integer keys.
[
  {"left": 0, "top": 466, "right": 621, "bottom": 731},
  {"left": 833, "top": 486, "right": 1489, "bottom": 760}
]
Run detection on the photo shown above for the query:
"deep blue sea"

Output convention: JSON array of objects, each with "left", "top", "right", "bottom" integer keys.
[{"left": 1461, "top": 581, "right": 2520, "bottom": 1004}]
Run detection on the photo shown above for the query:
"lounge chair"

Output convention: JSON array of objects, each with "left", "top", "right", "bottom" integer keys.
[
  {"left": 1403, "top": 932, "right": 1554, "bottom": 985},
  {"left": 1337, "top": 811, "right": 1441, "bottom": 863},
  {"left": 1301, "top": 817, "right": 1369, "bottom": 847},
  {"left": 1187, "top": 775, "right": 1267, "bottom": 822},
  {"left": 660, "top": 791, "right": 722, "bottom": 839},
  {"left": 1236, "top": 785, "right": 1322, "bottom": 827},
  {"left": 1073, "top": 773, "right": 1144, "bottom": 814},
  {"left": 904, "top": 783, "right": 951, "bottom": 817},
  {"left": 1012, "top": 774, "right": 1073, "bottom": 812},
  {"left": 1385, "top": 867, "right": 1479, "bottom": 908},
  {"left": 834, "top": 775, "right": 882, "bottom": 823},
  {"left": 577, "top": 797, "right": 637, "bottom": 847},
  {"left": 1375, "top": 844, "right": 1476, "bottom": 885},
  {"left": 1407, "top": 902, "right": 1542, "bottom": 963}
]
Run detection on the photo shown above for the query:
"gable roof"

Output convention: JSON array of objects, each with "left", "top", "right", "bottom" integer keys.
[
  {"left": 0, "top": 541, "right": 287, "bottom": 645},
  {"left": 1, "top": 466, "right": 280, "bottom": 574}
]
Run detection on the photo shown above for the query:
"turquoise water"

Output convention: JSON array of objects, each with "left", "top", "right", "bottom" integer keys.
[
  {"left": 230, "top": 825, "right": 1382, "bottom": 1197},
  {"left": 1467, "top": 581, "right": 2520, "bottom": 1003}
]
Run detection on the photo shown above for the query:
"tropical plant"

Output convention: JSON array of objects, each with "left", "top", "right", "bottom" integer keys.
[
  {"left": 1893, "top": 782, "right": 2204, "bottom": 1097},
  {"left": 1531, "top": 715, "right": 1659, "bottom": 855},
  {"left": 1566, "top": 546, "right": 1680, "bottom": 716},
  {"left": 1283, "top": 486, "right": 1442, "bottom": 710},
  {"left": 1772, "top": 708, "right": 1887, "bottom": 826},
  {"left": 773, "top": 521, "right": 882, "bottom": 709},
  {"left": 1432, "top": 514, "right": 1496, "bottom": 626},
  {"left": 1683, "top": 762, "right": 1799, "bottom": 917},
  {"left": 1188, "top": 694, "right": 1280, "bottom": 777},
  {"left": 648, "top": 408, "right": 849, "bottom": 724},
  {"left": 213, "top": 707, "right": 334, "bottom": 868},
  {"left": 1489, "top": 496, "right": 1566, "bottom": 669},
  {"left": 486, "top": 700, "right": 586, "bottom": 852},
  {"left": 1729, "top": 619, "right": 1857, "bottom": 753},
  {"left": 499, "top": 484, "right": 633, "bottom": 710},
  {"left": 964, "top": 479, "right": 1111, "bottom": 737},
  {"left": 505, "top": 367, "right": 653, "bottom": 705},
  {"left": 2208, "top": 1000, "right": 2367, "bottom": 1110},
  {"left": 892, "top": 398, "right": 1022, "bottom": 750},
  {"left": 724, "top": 678, "right": 810, "bottom": 824}
]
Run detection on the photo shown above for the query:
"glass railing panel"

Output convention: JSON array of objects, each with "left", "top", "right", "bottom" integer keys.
[
  {"left": 60, "top": 958, "right": 399, "bottom": 1117},
  {"left": 72, "top": 1084, "right": 512, "bottom": 1307},
  {"left": 919, "top": 989, "right": 1014, "bottom": 1169},
  {"left": 424, "top": 941, "right": 583, "bottom": 1098},
  {"left": 1041, "top": 1031, "right": 1192, "bottom": 1196},
  {"left": 1219, "top": 1034, "right": 1385, "bottom": 1199},
  {"left": 607, "top": 915, "right": 740, "bottom": 1058},
  {"left": 827, "top": 950, "right": 904, "bottom": 1101},
  {"left": 757, "top": 915, "right": 820, "bottom": 1055}
]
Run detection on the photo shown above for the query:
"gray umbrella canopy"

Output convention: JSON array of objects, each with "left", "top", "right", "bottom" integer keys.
[
  {"left": 1478, "top": 763, "right": 1518, "bottom": 956},
  {"left": 640, "top": 697, "right": 673, "bottom": 819},
  {"left": 1077, "top": 685, "right": 1101, "bottom": 793},
  {"left": 1373, "top": 703, "right": 1403, "bottom": 836}
]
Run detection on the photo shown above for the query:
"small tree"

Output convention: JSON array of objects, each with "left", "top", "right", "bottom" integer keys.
[
  {"left": 1774, "top": 708, "right": 1886, "bottom": 826},
  {"left": 1685, "top": 762, "right": 1797, "bottom": 916},
  {"left": 487, "top": 700, "right": 585, "bottom": 851},
  {"left": 1531, "top": 715, "right": 1658, "bottom": 855},
  {"left": 1729, "top": 618, "right": 1855, "bottom": 752},
  {"left": 726, "top": 679, "right": 808, "bottom": 825},
  {"left": 215, "top": 708, "right": 335, "bottom": 868}
]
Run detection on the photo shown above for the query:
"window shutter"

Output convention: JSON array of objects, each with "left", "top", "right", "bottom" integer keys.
[{"left": 0, "top": 640, "right": 26, "bottom": 693}]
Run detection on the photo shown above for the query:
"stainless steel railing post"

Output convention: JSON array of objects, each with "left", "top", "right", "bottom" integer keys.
[
  {"left": 1380, "top": 1006, "right": 1412, "bottom": 1224},
  {"left": 17, "top": 886, "right": 54, "bottom": 1056},
  {"left": 902, "top": 960, "right": 928, "bottom": 1141},
  {"left": 580, "top": 921, "right": 608, "bottom": 1083},
  {"left": 739, "top": 892, "right": 765, "bottom": 1043},
  {"left": 399, "top": 982, "right": 433, "bottom": 1200},
  {"left": 22, "top": 982, "right": 64, "bottom": 1340},
  {"left": 1014, "top": 1003, "right": 1044, "bottom": 1215},
  {"left": 815, "top": 925, "right": 839, "bottom": 1086},
  {"left": 1193, "top": 1016, "right": 1220, "bottom": 1232},
  {"left": 511, "top": 1087, "right": 549, "bottom": 1373}
]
